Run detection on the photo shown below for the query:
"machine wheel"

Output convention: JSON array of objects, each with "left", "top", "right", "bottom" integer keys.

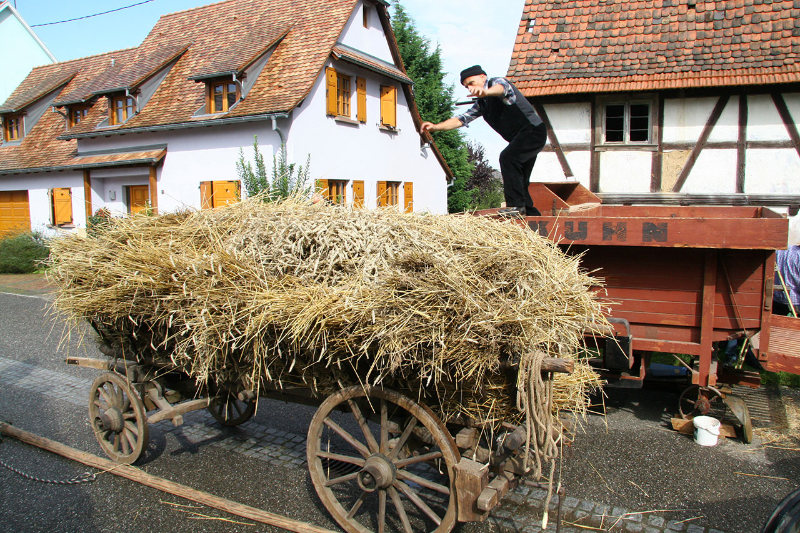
[
  {"left": 678, "top": 384, "right": 725, "bottom": 420},
  {"left": 207, "top": 393, "right": 256, "bottom": 427},
  {"left": 763, "top": 488, "right": 800, "bottom": 533},
  {"left": 307, "top": 386, "right": 459, "bottom": 533},
  {"left": 88, "top": 372, "right": 149, "bottom": 464}
]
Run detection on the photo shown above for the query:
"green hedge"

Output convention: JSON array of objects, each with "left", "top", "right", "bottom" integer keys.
[{"left": 0, "top": 231, "right": 51, "bottom": 274}]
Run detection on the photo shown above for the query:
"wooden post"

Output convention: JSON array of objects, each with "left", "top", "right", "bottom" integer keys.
[
  {"left": 697, "top": 250, "right": 718, "bottom": 387},
  {"left": 454, "top": 457, "right": 489, "bottom": 522},
  {"left": 650, "top": 94, "right": 664, "bottom": 192},
  {"left": 0, "top": 422, "right": 337, "bottom": 533},
  {"left": 83, "top": 170, "right": 92, "bottom": 221},
  {"left": 736, "top": 94, "right": 748, "bottom": 194},
  {"left": 149, "top": 166, "right": 158, "bottom": 215}
]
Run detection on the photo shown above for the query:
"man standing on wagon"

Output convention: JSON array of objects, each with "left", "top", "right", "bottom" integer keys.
[{"left": 421, "top": 65, "right": 548, "bottom": 217}]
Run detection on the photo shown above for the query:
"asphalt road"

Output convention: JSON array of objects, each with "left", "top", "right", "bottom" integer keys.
[{"left": 1, "top": 290, "right": 799, "bottom": 533}]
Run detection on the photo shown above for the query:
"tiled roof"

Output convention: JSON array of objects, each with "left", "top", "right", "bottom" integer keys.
[
  {"left": 60, "top": 0, "right": 364, "bottom": 137},
  {"left": 0, "top": 70, "right": 77, "bottom": 112},
  {"left": 332, "top": 43, "right": 414, "bottom": 84},
  {"left": 0, "top": 48, "right": 138, "bottom": 172},
  {"left": 508, "top": 0, "right": 800, "bottom": 96},
  {"left": 0, "top": 0, "right": 437, "bottom": 175}
]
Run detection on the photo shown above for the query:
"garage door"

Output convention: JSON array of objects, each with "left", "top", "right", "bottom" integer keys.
[{"left": 0, "top": 190, "right": 31, "bottom": 235}]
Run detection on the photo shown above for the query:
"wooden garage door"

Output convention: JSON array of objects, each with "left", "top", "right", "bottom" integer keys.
[{"left": 0, "top": 190, "right": 31, "bottom": 235}]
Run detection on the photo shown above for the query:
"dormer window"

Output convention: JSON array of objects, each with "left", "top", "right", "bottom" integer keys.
[
  {"left": 3, "top": 115, "right": 23, "bottom": 142},
  {"left": 68, "top": 105, "right": 90, "bottom": 128},
  {"left": 110, "top": 95, "right": 135, "bottom": 125},
  {"left": 208, "top": 81, "right": 239, "bottom": 113}
]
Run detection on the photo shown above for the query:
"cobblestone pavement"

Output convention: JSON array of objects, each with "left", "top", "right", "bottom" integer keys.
[{"left": 0, "top": 353, "right": 746, "bottom": 532}]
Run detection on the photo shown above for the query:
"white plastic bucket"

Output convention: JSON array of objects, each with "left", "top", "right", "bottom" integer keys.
[{"left": 693, "top": 416, "right": 721, "bottom": 446}]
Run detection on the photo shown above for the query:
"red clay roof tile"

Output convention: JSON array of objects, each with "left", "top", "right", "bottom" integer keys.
[{"left": 508, "top": 0, "right": 800, "bottom": 95}]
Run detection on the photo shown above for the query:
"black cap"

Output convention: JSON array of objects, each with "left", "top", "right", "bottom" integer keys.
[{"left": 460, "top": 65, "right": 486, "bottom": 85}]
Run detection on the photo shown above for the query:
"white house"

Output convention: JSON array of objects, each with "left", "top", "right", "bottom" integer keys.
[
  {"left": 0, "top": 1, "right": 56, "bottom": 104},
  {"left": 0, "top": 0, "right": 450, "bottom": 235},
  {"left": 507, "top": 0, "right": 800, "bottom": 217}
]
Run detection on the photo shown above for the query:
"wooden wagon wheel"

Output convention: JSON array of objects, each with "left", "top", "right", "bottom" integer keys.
[
  {"left": 207, "top": 393, "right": 255, "bottom": 427},
  {"left": 88, "top": 372, "right": 149, "bottom": 464},
  {"left": 307, "top": 386, "right": 460, "bottom": 533}
]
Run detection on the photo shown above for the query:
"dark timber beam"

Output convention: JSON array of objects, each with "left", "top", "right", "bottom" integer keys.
[
  {"left": 672, "top": 95, "right": 730, "bottom": 192},
  {"left": 772, "top": 93, "right": 800, "bottom": 160},
  {"left": 532, "top": 102, "right": 574, "bottom": 178}
]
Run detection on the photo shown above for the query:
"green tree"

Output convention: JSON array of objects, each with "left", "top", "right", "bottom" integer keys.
[
  {"left": 391, "top": 2, "right": 473, "bottom": 213},
  {"left": 237, "top": 136, "right": 312, "bottom": 201}
]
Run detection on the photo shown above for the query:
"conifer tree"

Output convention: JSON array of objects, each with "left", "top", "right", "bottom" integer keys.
[{"left": 391, "top": 2, "right": 473, "bottom": 213}]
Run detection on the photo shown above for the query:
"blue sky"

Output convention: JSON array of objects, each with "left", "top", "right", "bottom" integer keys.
[{"left": 13, "top": 0, "right": 526, "bottom": 165}]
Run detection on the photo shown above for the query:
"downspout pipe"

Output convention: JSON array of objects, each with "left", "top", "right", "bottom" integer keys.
[{"left": 271, "top": 116, "right": 286, "bottom": 161}]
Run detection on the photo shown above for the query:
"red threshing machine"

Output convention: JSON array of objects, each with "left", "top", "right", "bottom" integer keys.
[{"left": 480, "top": 182, "right": 800, "bottom": 443}]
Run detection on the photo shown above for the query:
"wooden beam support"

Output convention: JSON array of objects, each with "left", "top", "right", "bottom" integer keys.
[
  {"left": 0, "top": 422, "right": 338, "bottom": 533},
  {"left": 736, "top": 94, "right": 748, "bottom": 194},
  {"left": 672, "top": 95, "right": 730, "bottom": 192},
  {"left": 83, "top": 170, "right": 92, "bottom": 221},
  {"left": 651, "top": 94, "right": 664, "bottom": 192},
  {"left": 590, "top": 99, "right": 600, "bottom": 192},
  {"left": 771, "top": 92, "right": 800, "bottom": 160},
  {"left": 149, "top": 166, "right": 158, "bottom": 215},
  {"left": 697, "top": 250, "right": 718, "bottom": 387},
  {"left": 532, "top": 102, "right": 574, "bottom": 178}
]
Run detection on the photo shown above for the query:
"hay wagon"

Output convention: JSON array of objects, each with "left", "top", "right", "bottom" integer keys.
[
  {"left": 66, "top": 344, "right": 573, "bottom": 533},
  {"left": 481, "top": 182, "right": 800, "bottom": 442}
]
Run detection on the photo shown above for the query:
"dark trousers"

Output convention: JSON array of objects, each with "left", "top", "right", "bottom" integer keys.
[{"left": 498, "top": 122, "right": 548, "bottom": 212}]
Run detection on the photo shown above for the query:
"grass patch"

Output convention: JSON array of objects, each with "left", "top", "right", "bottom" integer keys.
[
  {"left": 761, "top": 371, "right": 800, "bottom": 389},
  {"left": 0, "top": 231, "right": 50, "bottom": 273}
]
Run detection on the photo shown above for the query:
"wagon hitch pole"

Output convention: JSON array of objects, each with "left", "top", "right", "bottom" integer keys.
[{"left": 0, "top": 422, "right": 338, "bottom": 533}]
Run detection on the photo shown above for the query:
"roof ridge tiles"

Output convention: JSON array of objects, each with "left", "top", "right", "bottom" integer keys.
[
  {"left": 157, "top": 0, "right": 239, "bottom": 19},
  {"left": 46, "top": 47, "right": 140, "bottom": 69}
]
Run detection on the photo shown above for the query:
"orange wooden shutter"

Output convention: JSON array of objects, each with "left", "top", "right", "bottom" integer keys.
[
  {"left": 356, "top": 77, "right": 366, "bottom": 123},
  {"left": 353, "top": 180, "right": 365, "bottom": 208},
  {"left": 315, "top": 179, "right": 329, "bottom": 201},
  {"left": 377, "top": 181, "right": 387, "bottom": 207},
  {"left": 404, "top": 182, "right": 413, "bottom": 213},
  {"left": 212, "top": 181, "right": 239, "bottom": 207},
  {"left": 200, "top": 181, "right": 212, "bottom": 210},
  {"left": 326, "top": 68, "right": 338, "bottom": 116},
  {"left": 380, "top": 86, "right": 396, "bottom": 128},
  {"left": 52, "top": 188, "right": 73, "bottom": 225}
]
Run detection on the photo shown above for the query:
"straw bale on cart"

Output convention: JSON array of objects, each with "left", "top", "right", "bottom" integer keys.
[{"left": 48, "top": 198, "right": 608, "bottom": 471}]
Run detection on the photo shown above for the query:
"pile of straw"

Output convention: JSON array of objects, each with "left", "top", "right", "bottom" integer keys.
[{"left": 48, "top": 198, "right": 607, "bottom": 470}]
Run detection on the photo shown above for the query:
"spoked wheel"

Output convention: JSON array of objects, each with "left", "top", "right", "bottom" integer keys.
[
  {"left": 88, "top": 372, "right": 149, "bottom": 464},
  {"left": 307, "top": 386, "right": 460, "bottom": 533},
  {"left": 678, "top": 384, "right": 725, "bottom": 419},
  {"left": 207, "top": 393, "right": 256, "bottom": 427}
]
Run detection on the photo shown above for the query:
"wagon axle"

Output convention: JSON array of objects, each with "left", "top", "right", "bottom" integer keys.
[{"left": 357, "top": 453, "right": 397, "bottom": 492}]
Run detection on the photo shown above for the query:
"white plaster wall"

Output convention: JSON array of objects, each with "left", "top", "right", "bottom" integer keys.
[
  {"left": 662, "top": 97, "right": 718, "bottom": 144},
  {"left": 0, "top": 171, "right": 85, "bottom": 235},
  {"left": 337, "top": 0, "right": 394, "bottom": 63},
  {"left": 748, "top": 94, "right": 792, "bottom": 142},
  {"left": 0, "top": 8, "right": 54, "bottom": 104},
  {"left": 744, "top": 149, "right": 800, "bottom": 194},
  {"left": 531, "top": 151, "right": 591, "bottom": 187},
  {"left": 290, "top": 58, "right": 447, "bottom": 213},
  {"left": 543, "top": 102, "right": 591, "bottom": 144},
  {"left": 77, "top": 123, "right": 279, "bottom": 213},
  {"left": 680, "top": 149, "right": 738, "bottom": 193},
  {"left": 598, "top": 152, "right": 652, "bottom": 192}
]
